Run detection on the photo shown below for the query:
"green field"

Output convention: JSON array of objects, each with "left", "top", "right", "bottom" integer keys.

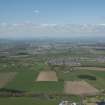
[
  {"left": 0, "top": 49, "right": 105, "bottom": 104},
  {"left": 0, "top": 95, "right": 81, "bottom": 105},
  {"left": 57, "top": 69, "right": 105, "bottom": 89},
  {"left": 0, "top": 63, "right": 105, "bottom": 92},
  {"left": 2, "top": 66, "right": 105, "bottom": 94},
  {"left": 31, "top": 82, "right": 64, "bottom": 93},
  {"left": 6, "top": 71, "right": 37, "bottom": 91},
  {"left": 0, "top": 97, "right": 59, "bottom": 105},
  {"left": 5, "top": 73, "right": 64, "bottom": 93},
  {"left": 1, "top": 40, "right": 105, "bottom": 105}
]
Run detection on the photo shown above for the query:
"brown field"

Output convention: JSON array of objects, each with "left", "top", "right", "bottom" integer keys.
[
  {"left": 75, "top": 67, "right": 105, "bottom": 71},
  {"left": 0, "top": 72, "right": 17, "bottom": 88},
  {"left": 64, "top": 81, "right": 99, "bottom": 95},
  {"left": 36, "top": 71, "right": 58, "bottom": 81}
]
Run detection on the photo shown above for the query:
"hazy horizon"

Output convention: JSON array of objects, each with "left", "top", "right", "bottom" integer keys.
[{"left": 0, "top": 0, "right": 105, "bottom": 39}]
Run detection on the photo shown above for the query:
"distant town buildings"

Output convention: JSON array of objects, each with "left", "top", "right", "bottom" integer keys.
[{"left": 47, "top": 58, "right": 81, "bottom": 66}]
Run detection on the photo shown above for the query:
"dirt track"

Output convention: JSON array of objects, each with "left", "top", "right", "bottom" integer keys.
[{"left": 36, "top": 71, "right": 58, "bottom": 81}]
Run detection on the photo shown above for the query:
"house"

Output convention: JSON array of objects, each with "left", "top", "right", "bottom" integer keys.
[
  {"left": 59, "top": 101, "right": 68, "bottom": 105},
  {"left": 59, "top": 101, "right": 77, "bottom": 105}
]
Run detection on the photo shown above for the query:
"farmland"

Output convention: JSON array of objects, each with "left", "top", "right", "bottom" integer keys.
[
  {"left": 0, "top": 97, "right": 59, "bottom": 105},
  {"left": 64, "top": 81, "right": 99, "bottom": 95},
  {"left": 36, "top": 71, "right": 58, "bottom": 81},
  {"left": 0, "top": 39, "right": 105, "bottom": 104},
  {"left": 0, "top": 72, "right": 17, "bottom": 88}
]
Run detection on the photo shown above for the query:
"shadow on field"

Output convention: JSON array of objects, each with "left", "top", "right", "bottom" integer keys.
[
  {"left": 78, "top": 74, "right": 96, "bottom": 80},
  {"left": 0, "top": 88, "right": 25, "bottom": 97},
  {"left": 0, "top": 88, "right": 24, "bottom": 93}
]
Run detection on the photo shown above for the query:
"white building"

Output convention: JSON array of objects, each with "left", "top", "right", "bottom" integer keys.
[{"left": 59, "top": 101, "right": 77, "bottom": 105}]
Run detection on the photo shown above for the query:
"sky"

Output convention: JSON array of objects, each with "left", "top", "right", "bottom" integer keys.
[{"left": 0, "top": 0, "right": 105, "bottom": 38}]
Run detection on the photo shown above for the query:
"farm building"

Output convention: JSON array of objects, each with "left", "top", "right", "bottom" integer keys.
[{"left": 59, "top": 101, "right": 77, "bottom": 105}]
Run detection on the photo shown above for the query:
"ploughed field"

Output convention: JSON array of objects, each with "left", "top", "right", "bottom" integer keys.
[
  {"left": 36, "top": 71, "right": 58, "bottom": 81},
  {"left": 64, "top": 81, "right": 99, "bottom": 95}
]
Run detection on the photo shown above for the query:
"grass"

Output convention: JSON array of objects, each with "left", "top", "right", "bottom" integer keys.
[
  {"left": 0, "top": 97, "right": 59, "bottom": 105},
  {"left": 0, "top": 95, "right": 81, "bottom": 105},
  {"left": 31, "top": 81, "right": 64, "bottom": 93},
  {"left": 57, "top": 69, "right": 105, "bottom": 89},
  {"left": 4, "top": 64, "right": 105, "bottom": 92},
  {"left": 2, "top": 62, "right": 64, "bottom": 93},
  {"left": 0, "top": 59, "right": 45, "bottom": 72},
  {"left": 4, "top": 71, "right": 62, "bottom": 93},
  {"left": 4, "top": 62, "right": 64, "bottom": 93},
  {"left": 0, "top": 61, "right": 45, "bottom": 90},
  {"left": 5, "top": 68, "right": 64, "bottom": 93},
  {"left": 5, "top": 71, "right": 37, "bottom": 91},
  {"left": 1, "top": 55, "right": 105, "bottom": 94}
]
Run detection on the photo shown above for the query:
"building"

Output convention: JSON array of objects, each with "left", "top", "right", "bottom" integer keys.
[{"left": 59, "top": 101, "right": 77, "bottom": 105}]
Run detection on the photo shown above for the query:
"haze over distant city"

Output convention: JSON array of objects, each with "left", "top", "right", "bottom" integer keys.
[{"left": 0, "top": 0, "right": 105, "bottom": 39}]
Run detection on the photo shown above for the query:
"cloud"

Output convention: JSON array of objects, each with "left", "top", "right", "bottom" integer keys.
[
  {"left": 0, "top": 22, "right": 8, "bottom": 27},
  {"left": 0, "top": 23, "right": 105, "bottom": 38},
  {"left": 40, "top": 24, "right": 57, "bottom": 27},
  {"left": 33, "top": 9, "right": 40, "bottom": 14},
  {"left": 99, "top": 24, "right": 105, "bottom": 26}
]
